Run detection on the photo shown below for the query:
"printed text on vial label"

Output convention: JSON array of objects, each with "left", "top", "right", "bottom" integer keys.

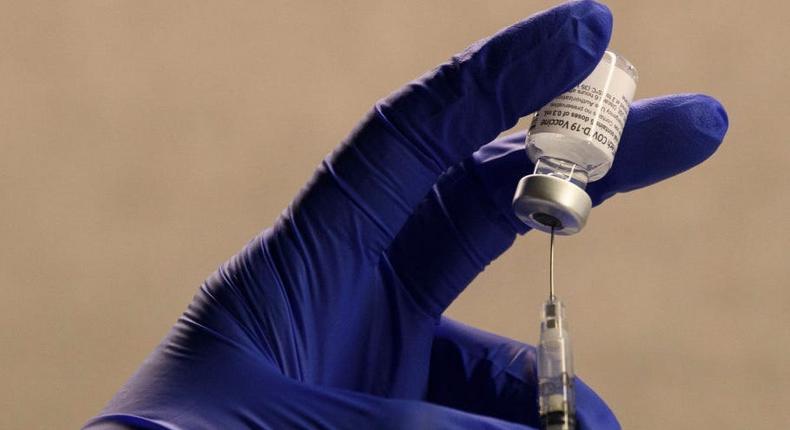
[{"left": 531, "top": 65, "right": 636, "bottom": 155}]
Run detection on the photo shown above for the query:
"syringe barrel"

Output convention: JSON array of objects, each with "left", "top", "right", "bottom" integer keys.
[{"left": 538, "top": 299, "right": 576, "bottom": 430}]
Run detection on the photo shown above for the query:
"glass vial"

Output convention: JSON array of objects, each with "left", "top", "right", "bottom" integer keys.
[{"left": 513, "top": 51, "right": 638, "bottom": 235}]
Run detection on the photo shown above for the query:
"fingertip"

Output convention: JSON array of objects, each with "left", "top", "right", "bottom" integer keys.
[
  {"left": 686, "top": 93, "right": 729, "bottom": 142},
  {"left": 533, "top": 0, "right": 614, "bottom": 96},
  {"left": 565, "top": 0, "right": 613, "bottom": 60},
  {"left": 635, "top": 93, "right": 728, "bottom": 142},
  {"left": 655, "top": 93, "right": 728, "bottom": 164},
  {"left": 478, "top": 0, "right": 613, "bottom": 116},
  {"left": 573, "top": 0, "right": 614, "bottom": 42}
]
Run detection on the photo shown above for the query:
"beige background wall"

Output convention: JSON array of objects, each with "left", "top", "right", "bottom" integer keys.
[{"left": 1, "top": 1, "right": 787, "bottom": 429}]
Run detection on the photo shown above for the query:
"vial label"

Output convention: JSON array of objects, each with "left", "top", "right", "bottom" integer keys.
[{"left": 529, "top": 53, "right": 637, "bottom": 156}]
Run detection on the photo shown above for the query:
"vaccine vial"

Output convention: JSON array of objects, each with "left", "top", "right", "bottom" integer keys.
[{"left": 513, "top": 51, "right": 638, "bottom": 235}]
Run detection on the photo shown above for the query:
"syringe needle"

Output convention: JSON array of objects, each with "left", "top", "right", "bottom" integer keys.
[{"left": 549, "top": 226, "right": 555, "bottom": 301}]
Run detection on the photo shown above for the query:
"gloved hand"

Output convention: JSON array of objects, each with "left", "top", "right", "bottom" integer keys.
[{"left": 84, "top": 1, "right": 728, "bottom": 429}]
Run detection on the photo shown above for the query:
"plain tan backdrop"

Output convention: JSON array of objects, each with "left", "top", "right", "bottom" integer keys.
[{"left": 1, "top": 1, "right": 787, "bottom": 429}]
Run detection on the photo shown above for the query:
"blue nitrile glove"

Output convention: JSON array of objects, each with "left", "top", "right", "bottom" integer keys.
[{"left": 84, "top": 1, "right": 728, "bottom": 429}]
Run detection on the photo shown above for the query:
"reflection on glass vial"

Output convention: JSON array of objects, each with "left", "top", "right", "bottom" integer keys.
[{"left": 527, "top": 51, "right": 638, "bottom": 188}]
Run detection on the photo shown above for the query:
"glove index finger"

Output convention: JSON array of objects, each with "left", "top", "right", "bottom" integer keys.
[
  {"left": 290, "top": 0, "right": 612, "bottom": 268},
  {"left": 380, "top": 0, "right": 612, "bottom": 169}
]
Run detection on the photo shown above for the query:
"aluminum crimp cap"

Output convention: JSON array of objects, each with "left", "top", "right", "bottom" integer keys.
[{"left": 512, "top": 174, "right": 592, "bottom": 235}]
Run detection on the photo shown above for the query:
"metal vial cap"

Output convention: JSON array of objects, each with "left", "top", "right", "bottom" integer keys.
[{"left": 512, "top": 174, "right": 592, "bottom": 235}]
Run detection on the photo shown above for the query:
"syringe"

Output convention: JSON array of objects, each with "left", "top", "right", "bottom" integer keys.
[{"left": 537, "top": 226, "right": 576, "bottom": 430}]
